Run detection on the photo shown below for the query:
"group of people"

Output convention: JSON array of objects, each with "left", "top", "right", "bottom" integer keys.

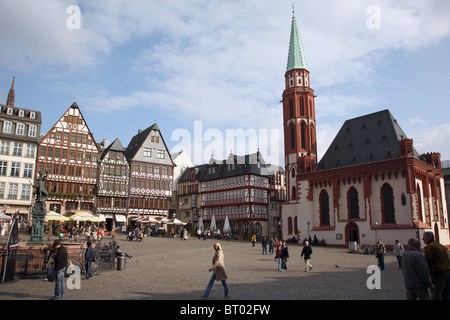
[
  {"left": 196, "top": 228, "right": 232, "bottom": 241},
  {"left": 365, "top": 235, "right": 449, "bottom": 300},
  {"left": 255, "top": 236, "right": 313, "bottom": 273}
]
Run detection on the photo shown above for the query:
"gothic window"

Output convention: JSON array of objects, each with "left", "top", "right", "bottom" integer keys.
[
  {"left": 348, "top": 187, "right": 359, "bottom": 219},
  {"left": 287, "top": 217, "right": 293, "bottom": 234},
  {"left": 294, "top": 216, "right": 298, "bottom": 234},
  {"left": 301, "top": 122, "right": 306, "bottom": 149},
  {"left": 290, "top": 126, "right": 295, "bottom": 150},
  {"left": 320, "top": 190, "right": 330, "bottom": 226},
  {"left": 300, "top": 98, "right": 305, "bottom": 116},
  {"left": 291, "top": 186, "right": 296, "bottom": 200},
  {"left": 381, "top": 183, "right": 395, "bottom": 224},
  {"left": 417, "top": 184, "right": 423, "bottom": 221},
  {"left": 291, "top": 167, "right": 296, "bottom": 178}
]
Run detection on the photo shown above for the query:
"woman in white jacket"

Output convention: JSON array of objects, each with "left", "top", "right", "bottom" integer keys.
[{"left": 202, "top": 242, "right": 230, "bottom": 298}]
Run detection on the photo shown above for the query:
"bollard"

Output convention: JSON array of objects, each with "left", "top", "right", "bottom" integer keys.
[{"left": 117, "top": 256, "right": 125, "bottom": 271}]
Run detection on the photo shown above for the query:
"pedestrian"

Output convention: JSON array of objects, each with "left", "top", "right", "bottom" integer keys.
[
  {"left": 269, "top": 237, "right": 275, "bottom": 255},
  {"left": 183, "top": 228, "right": 188, "bottom": 241},
  {"left": 422, "top": 231, "right": 450, "bottom": 300},
  {"left": 197, "top": 228, "right": 201, "bottom": 239},
  {"left": 393, "top": 240, "right": 405, "bottom": 270},
  {"left": 202, "top": 243, "right": 230, "bottom": 299},
  {"left": 301, "top": 240, "right": 313, "bottom": 271},
  {"left": 276, "top": 239, "right": 282, "bottom": 270},
  {"left": 251, "top": 234, "right": 257, "bottom": 248},
  {"left": 262, "top": 236, "right": 268, "bottom": 255},
  {"left": 402, "top": 238, "right": 435, "bottom": 300},
  {"left": 50, "top": 240, "right": 68, "bottom": 300},
  {"left": 280, "top": 241, "right": 289, "bottom": 272},
  {"left": 375, "top": 239, "right": 386, "bottom": 271},
  {"left": 84, "top": 241, "right": 95, "bottom": 279},
  {"left": 44, "top": 244, "right": 56, "bottom": 281},
  {"left": 115, "top": 245, "right": 132, "bottom": 259}
]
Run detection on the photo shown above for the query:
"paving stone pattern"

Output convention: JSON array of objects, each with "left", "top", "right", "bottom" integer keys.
[{"left": 0, "top": 233, "right": 407, "bottom": 300}]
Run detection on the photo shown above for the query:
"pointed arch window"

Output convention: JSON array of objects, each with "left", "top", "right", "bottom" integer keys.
[
  {"left": 290, "top": 126, "right": 295, "bottom": 150},
  {"left": 287, "top": 217, "right": 293, "bottom": 234},
  {"left": 417, "top": 183, "right": 423, "bottom": 221},
  {"left": 381, "top": 183, "right": 395, "bottom": 224},
  {"left": 291, "top": 186, "right": 296, "bottom": 200},
  {"left": 320, "top": 190, "right": 330, "bottom": 226},
  {"left": 348, "top": 187, "right": 360, "bottom": 219},
  {"left": 301, "top": 122, "right": 306, "bottom": 149}
]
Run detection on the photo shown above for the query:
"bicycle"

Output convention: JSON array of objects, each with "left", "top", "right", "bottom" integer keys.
[{"left": 67, "top": 250, "right": 99, "bottom": 277}]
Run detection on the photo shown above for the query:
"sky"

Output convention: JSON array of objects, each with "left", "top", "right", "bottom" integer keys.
[{"left": 1, "top": 0, "right": 450, "bottom": 167}]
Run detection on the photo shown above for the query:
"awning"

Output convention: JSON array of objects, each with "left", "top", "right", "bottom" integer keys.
[{"left": 115, "top": 215, "right": 126, "bottom": 222}]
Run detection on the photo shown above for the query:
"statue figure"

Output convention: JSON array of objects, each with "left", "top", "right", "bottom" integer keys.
[{"left": 27, "top": 171, "right": 48, "bottom": 245}]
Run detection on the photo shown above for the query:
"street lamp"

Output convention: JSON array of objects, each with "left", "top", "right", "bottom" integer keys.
[
  {"left": 374, "top": 222, "right": 378, "bottom": 243},
  {"left": 307, "top": 220, "right": 311, "bottom": 239}
]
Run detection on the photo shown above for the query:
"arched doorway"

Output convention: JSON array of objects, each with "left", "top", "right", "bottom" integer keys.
[{"left": 345, "top": 222, "right": 359, "bottom": 244}]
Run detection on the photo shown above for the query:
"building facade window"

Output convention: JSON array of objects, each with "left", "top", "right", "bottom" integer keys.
[
  {"left": 320, "top": 190, "right": 330, "bottom": 226},
  {"left": 381, "top": 183, "right": 396, "bottom": 224},
  {"left": 348, "top": 187, "right": 360, "bottom": 219}
]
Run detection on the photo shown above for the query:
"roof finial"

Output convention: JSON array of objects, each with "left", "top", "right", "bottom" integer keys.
[
  {"left": 74, "top": 96, "right": 77, "bottom": 102},
  {"left": 292, "top": 1, "right": 295, "bottom": 16}
]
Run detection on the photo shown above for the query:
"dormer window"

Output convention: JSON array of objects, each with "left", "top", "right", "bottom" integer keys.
[
  {"left": 7, "top": 108, "right": 13, "bottom": 115},
  {"left": 30, "top": 112, "right": 36, "bottom": 119},
  {"left": 19, "top": 110, "right": 24, "bottom": 117}
]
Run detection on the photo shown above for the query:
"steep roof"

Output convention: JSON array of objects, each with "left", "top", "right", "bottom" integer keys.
[
  {"left": 125, "top": 123, "right": 158, "bottom": 160},
  {"left": 99, "top": 138, "right": 126, "bottom": 161},
  {"left": 286, "top": 14, "right": 308, "bottom": 72},
  {"left": 316, "top": 109, "right": 421, "bottom": 171}
]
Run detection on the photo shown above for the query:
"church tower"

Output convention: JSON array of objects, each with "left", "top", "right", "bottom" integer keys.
[
  {"left": 6, "top": 76, "right": 15, "bottom": 107},
  {"left": 283, "top": 12, "right": 317, "bottom": 202}
]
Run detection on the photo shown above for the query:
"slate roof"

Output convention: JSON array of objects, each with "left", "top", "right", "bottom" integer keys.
[
  {"left": 99, "top": 138, "right": 126, "bottom": 161},
  {"left": 125, "top": 123, "right": 159, "bottom": 160},
  {"left": 316, "top": 109, "right": 421, "bottom": 171},
  {"left": 178, "top": 152, "right": 284, "bottom": 183}
]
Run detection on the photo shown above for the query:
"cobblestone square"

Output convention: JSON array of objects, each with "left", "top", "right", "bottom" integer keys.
[{"left": 0, "top": 233, "right": 407, "bottom": 301}]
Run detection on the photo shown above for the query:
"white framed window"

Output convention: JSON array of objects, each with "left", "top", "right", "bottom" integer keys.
[
  {"left": 143, "top": 148, "right": 152, "bottom": 157},
  {"left": 23, "top": 164, "right": 33, "bottom": 178},
  {"left": 157, "top": 150, "right": 165, "bottom": 159},
  {"left": 7, "top": 108, "right": 13, "bottom": 115},
  {"left": 0, "top": 141, "right": 10, "bottom": 155},
  {"left": 3, "top": 121, "right": 12, "bottom": 134},
  {"left": 19, "top": 110, "right": 24, "bottom": 117},
  {"left": 21, "top": 184, "right": 31, "bottom": 200},
  {"left": 30, "top": 112, "right": 36, "bottom": 119},
  {"left": 12, "top": 143, "right": 23, "bottom": 156},
  {"left": 0, "top": 161, "right": 7, "bottom": 176},
  {"left": 16, "top": 123, "right": 25, "bottom": 135},
  {"left": 10, "top": 162, "right": 20, "bottom": 177},
  {"left": 7, "top": 183, "right": 18, "bottom": 200},
  {"left": 0, "top": 182, "right": 5, "bottom": 199},
  {"left": 25, "top": 144, "right": 36, "bottom": 158},
  {"left": 28, "top": 125, "right": 37, "bottom": 137}
]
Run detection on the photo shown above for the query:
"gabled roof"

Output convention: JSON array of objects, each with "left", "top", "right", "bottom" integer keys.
[
  {"left": 125, "top": 122, "right": 174, "bottom": 165},
  {"left": 316, "top": 109, "right": 421, "bottom": 171},
  {"left": 100, "top": 138, "right": 126, "bottom": 161},
  {"left": 286, "top": 14, "right": 308, "bottom": 72}
]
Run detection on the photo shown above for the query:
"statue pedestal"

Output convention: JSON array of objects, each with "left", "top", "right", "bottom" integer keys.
[{"left": 27, "top": 203, "right": 46, "bottom": 246}]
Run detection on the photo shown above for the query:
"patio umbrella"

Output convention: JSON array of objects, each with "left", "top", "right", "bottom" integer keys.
[
  {"left": 70, "top": 212, "right": 96, "bottom": 221},
  {"left": 167, "top": 218, "right": 187, "bottom": 225},
  {"left": 223, "top": 215, "right": 231, "bottom": 232},
  {"left": 0, "top": 213, "right": 12, "bottom": 220},
  {"left": 210, "top": 214, "right": 216, "bottom": 231},
  {"left": 138, "top": 216, "right": 159, "bottom": 224},
  {"left": 198, "top": 216, "right": 204, "bottom": 231},
  {"left": 45, "top": 211, "right": 69, "bottom": 222}
]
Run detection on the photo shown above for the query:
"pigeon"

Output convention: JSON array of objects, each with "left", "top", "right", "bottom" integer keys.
[{"left": 335, "top": 265, "right": 340, "bottom": 268}]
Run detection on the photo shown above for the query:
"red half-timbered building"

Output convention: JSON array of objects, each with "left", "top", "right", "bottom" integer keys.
[{"left": 36, "top": 102, "right": 99, "bottom": 216}]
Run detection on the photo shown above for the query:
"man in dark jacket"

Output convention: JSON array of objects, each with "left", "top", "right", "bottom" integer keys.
[
  {"left": 51, "top": 240, "right": 68, "bottom": 300},
  {"left": 84, "top": 241, "right": 95, "bottom": 279},
  {"left": 402, "top": 238, "right": 434, "bottom": 300},
  {"left": 301, "top": 241, "right": 313, "bottom": 271}
]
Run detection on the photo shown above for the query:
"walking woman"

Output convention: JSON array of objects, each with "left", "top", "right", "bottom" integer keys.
[{"left": 202, "top": 243, "right": 230, "bottom": 299}]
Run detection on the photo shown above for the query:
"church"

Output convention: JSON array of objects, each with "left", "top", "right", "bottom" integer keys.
[{"left": 280, "top": 13, "right": 450, "bottom": 249}]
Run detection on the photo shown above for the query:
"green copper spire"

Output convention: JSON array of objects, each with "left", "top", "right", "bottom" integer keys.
[{"left": 287, "top": 14, "right": 308, "bottom": 72}]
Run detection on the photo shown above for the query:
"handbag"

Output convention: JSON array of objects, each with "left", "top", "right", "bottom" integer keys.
[{"left": 48, "top": 270, "right": 56, "bottom": 282}]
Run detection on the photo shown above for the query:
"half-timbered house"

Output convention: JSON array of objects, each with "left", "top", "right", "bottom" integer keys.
[
  {"left": 36, "top": 102, "right": 99, "bottom": 216},
  {"left": 96, "top": 138, "right": 130, "bottom": 230},
  {"left": 125, "top": 123, "right": 174, "bottom": 224}
]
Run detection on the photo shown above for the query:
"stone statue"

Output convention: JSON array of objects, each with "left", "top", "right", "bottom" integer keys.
[{"left": 27, "top": 171, "right": 48, "bottom": 245}]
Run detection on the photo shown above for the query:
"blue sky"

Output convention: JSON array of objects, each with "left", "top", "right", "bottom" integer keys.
[{"left": 1, "top": 0, "right": 450, "bottom": 167}]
